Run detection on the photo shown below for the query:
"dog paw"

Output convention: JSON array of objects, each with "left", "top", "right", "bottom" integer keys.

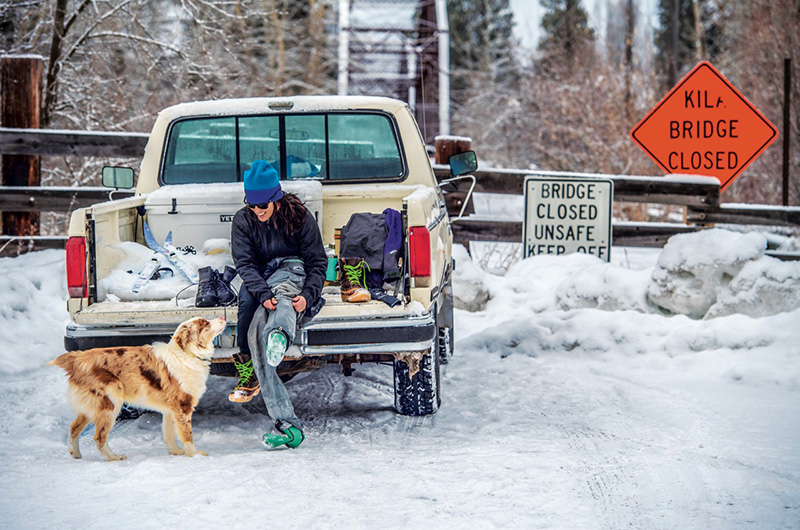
[
  {"left": 69, "top": 450, "right": 82, "bottom": 459},
  {"left": 184, "top": 447, "right": 207, "bottom": 457},
  {"left": 105, "top": 454, "right": 127, "bottom": 462},
  {"left": 169, "top": 448, "right": 185, "bottom": 456}
]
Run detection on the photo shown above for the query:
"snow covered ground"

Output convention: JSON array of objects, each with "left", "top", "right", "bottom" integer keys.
[{"left": 1, "top": 230, "right": 799, "bottom": 529}]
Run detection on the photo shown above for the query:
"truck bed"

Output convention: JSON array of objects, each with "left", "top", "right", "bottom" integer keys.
[
  {"left": 71, "top": 287, "right": 408, "bottom": 327},
  {"left": 66, "top": 286, "right": 434, "bottom": 357}
]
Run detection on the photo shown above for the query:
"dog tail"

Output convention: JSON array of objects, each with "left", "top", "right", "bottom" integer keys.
[{"left": 48, "top": 351, "right": 78, "bottom": 372}]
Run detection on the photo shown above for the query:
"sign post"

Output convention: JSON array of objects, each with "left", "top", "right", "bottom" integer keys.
[
  {"left": 630, "top": 61, "right": 778, "bottom": 190},
  {"left": 523, "top": 176, "right": 613, "bottom": 261}
]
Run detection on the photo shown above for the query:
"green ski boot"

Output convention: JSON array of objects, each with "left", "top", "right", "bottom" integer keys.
[
  {"left": 266, "top": 329, "right": 288, "bottom": 367},
  {"left": 262, "top": 421, "right": 304, "bottom": 449}
]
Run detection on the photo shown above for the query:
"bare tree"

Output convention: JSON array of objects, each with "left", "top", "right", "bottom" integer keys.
[
  {"left": 6, "top": 0, "right": 337, "bottom": 190},
  {"left": 718, "top": 0, "right": 800, "bottom": 205}
]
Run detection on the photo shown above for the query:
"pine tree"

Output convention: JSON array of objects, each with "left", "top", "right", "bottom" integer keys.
[
  {"left": 536, "top": 0, "right": 596, "bottom": 78},
  {"left": 654, "top": 0, "right": 724, "bottom": 88},
  {"left": 447, "top": 0, "right": 518, "bottom": 104}
]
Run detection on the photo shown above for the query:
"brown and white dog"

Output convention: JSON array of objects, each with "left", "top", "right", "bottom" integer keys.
[{"left": 49, "top": 316, "right": 226, "bottom": 461}]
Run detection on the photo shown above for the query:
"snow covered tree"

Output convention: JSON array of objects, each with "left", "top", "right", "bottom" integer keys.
[
  {"left": 447, "top": 0, "right": 519, "bottom": 105},
  {"left": 714, "top": 0, "right": 800, "bottom": 205},
  {"left": 4, "top": 0, "right": 336, "bottom": 191},
  {"left": 654, "top": 0, "right": 724, "bottom": 88},
  {"left": 536, "top": 0, "right": 596, "bottom": 78}
]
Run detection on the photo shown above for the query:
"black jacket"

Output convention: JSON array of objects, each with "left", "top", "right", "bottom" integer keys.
[{"left": 231, "top": 206, "right": 327, "bottom": 310}]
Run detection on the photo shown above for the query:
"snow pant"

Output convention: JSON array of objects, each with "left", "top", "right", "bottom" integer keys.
[
  {"left": 263, "top": 259, "right": 306, "bottom": 345},
  {"left": 237, "top": 258, "right": 305, "bottom": 355},
  {"left": 248, "top": 306, "right": 303, "bottom": 431},
  {"left": 245, "top": 259, "right": 306, "bottom": 431}
]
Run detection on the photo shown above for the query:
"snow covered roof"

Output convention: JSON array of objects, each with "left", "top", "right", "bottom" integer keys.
[{"left": 157, "top": 95, "right": 407, "bottom": 121}]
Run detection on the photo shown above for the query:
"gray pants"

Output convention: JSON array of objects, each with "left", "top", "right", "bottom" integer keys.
[
  {"left": 246, "top": 258, "right": 307, "bottom": 431},
  {"left": 248, "top": 306, "right": 303, "bottom": 431}
]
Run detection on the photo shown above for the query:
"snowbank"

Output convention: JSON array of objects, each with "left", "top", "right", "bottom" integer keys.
[
  {"left": 0, "top": 250, "right": 69, "bottom": 375},
  {"left": 454, "top": 229, "right": 800, "bottom": 321},
  {"left": 451, "top": 244, "right": 489, "bottom": 311},
  {"left": 647, "top": 229, "right": 767, "bottom": 318},
  {"left": 451, "top": 229, "right": 800, "bottom": 390}
]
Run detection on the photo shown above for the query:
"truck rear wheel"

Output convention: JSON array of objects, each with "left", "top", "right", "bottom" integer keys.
[
  {"left": 438, "top": 280, "right": 454, "bottom": 365},
  {"left": 393, "top": 344, "right": 441, "bottom": 416}
]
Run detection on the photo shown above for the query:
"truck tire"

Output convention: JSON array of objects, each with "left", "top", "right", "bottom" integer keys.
[
  {"left": 438, "top": 280, "right": 454, "bottom": 365},
  {"left": 393, "top": 343, "right": 441, "bottom": 416},
  {"left": 438, "top": 325, "right": 454, "bottom": 365}
]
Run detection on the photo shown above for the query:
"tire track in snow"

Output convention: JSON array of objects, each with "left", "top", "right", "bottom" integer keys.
[{"left": 546, "top": 362, "right": 724, "bottom": 529}]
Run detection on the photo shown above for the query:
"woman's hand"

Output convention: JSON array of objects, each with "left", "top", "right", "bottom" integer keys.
[
  {"left": 263, "top": 298, "right": 278, "bottom": 310},
  {"left": 292, "top": 295, "right": 307, "bottom": 313}
]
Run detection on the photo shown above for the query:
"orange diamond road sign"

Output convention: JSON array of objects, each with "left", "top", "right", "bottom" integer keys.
[{"left": 631, "top": 61, "right": 778, "bottom": 190}]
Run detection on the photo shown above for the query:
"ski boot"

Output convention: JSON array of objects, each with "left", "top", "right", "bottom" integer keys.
[{"left": 262, "top": 420, "right": 304, "bottom": 449}]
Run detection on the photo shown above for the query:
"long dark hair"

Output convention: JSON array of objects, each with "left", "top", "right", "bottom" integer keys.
[{"left": 271, "top": 193, "right": 307, "bottom": 237}]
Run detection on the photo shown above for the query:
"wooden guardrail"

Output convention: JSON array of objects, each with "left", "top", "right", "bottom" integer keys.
[
  {"left": 0, "top": 127, "right": 148, "bottom": 157},
  {"left": 0, "top": 186, "right": 135, "bottom": 212},
  {"left": 432, "top": 165, "right": 800, "bottom": 249},
  {"left": 0, "top": 186, "right": 136, "bottom": 256},
  {"left": 0, "top": 127, "right": 797, "bottom": 256}
]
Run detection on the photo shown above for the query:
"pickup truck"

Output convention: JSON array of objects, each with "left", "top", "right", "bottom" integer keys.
[{"left": 63, "top": 95, "right": 477, "bottom": 416}]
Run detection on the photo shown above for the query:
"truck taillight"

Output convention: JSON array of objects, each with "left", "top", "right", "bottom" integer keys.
[
  {"left": 408, "top": 226, "right": 431, "bottom": 277},
  {"left": 66, "top": 236, "right": 88, "bottom": 298}
]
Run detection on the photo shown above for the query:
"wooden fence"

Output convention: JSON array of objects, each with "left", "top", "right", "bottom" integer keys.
[
  {"left": 432, "top": 166, "right": 800, "bottom": 253},
  {"left": 1, "top": 127, "right": 799, "bottom": 259}
]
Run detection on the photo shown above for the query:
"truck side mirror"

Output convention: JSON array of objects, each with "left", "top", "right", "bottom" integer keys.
[
  {"left": 102, "top": 166, "right": 135, "bottom": 190},
  {"left": 448, "top": 150, "right": 478, "bottom": 176}
]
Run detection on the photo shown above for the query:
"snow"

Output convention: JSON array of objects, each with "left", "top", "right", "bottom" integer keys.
[
  {"left": 1, "top": 229, "right": 799, "bottom": 528},
  {"left": 145, "top": 181, "right": 323, "bottom": 205},
  {"left": 434, "top": 134, "right": 473, "bottom": 143},
  {"left": 98, "top": 241, "right": 235, "bottom": 302},
  {"left": 157, "top": 96, "right": 406, "bottom": 121}
]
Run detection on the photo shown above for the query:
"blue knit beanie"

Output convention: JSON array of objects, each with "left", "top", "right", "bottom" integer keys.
[{"left": 243, "top": 160, "right": 283, "bottom": 205}]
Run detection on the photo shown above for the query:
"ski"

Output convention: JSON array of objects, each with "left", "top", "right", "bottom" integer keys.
[
  {"left": 131, "top": 253, "right": 163, "bottom": 293},
  {"left": 142, "top": 220, "right": 199, "bottom": 284}
]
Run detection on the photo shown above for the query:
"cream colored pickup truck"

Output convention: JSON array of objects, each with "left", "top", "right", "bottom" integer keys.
[{"left": 63, "top": 96, "right": 476, "bottom": 416}]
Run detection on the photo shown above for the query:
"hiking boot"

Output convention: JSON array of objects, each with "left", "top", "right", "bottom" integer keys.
[
  {"left": 228, "top": 353, "right": 260, "bottom": 403},
  {"left": 215, "top": 265, "right": 237, "bottom": 306},
  {"left": 262, "top": 420, "right": 304, "bottom": 449},
  {"left": 195, "top": 266, "right": 219, "bottom": 307},
  {"left": 266, "top": 329, "right": 288, "bottom": 367},
  {"left": 340, "top": 258, "right": 371, "bottom": 303}
]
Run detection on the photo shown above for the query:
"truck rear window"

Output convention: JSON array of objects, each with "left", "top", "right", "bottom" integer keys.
[{"left": 161, "top": 112, "right": 405, "bottom": 184}]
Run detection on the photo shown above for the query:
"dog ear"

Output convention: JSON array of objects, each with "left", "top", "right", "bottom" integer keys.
[
  {"left": 195, "top": 319, "right": 212, "bottom": 344},
  {"left": 173, "top": 325, "right": 192, "bottom": 350}
]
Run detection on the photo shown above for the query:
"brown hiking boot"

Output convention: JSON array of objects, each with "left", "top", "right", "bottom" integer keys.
[
  {"left": 228, "top": 353, "right": 260, "bottom": 403},
  {"left": 340, "top": 258, "right": 371, "bottom": 303}
]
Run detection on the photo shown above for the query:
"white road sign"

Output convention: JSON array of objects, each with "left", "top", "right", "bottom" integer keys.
[{"left": 523, "top": 176, "right": 614, "bottom": 261}]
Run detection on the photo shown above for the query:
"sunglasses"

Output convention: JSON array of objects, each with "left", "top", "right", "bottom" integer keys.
[{"left": 245, "top": 201, "right": 272, "bottom": 210}]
